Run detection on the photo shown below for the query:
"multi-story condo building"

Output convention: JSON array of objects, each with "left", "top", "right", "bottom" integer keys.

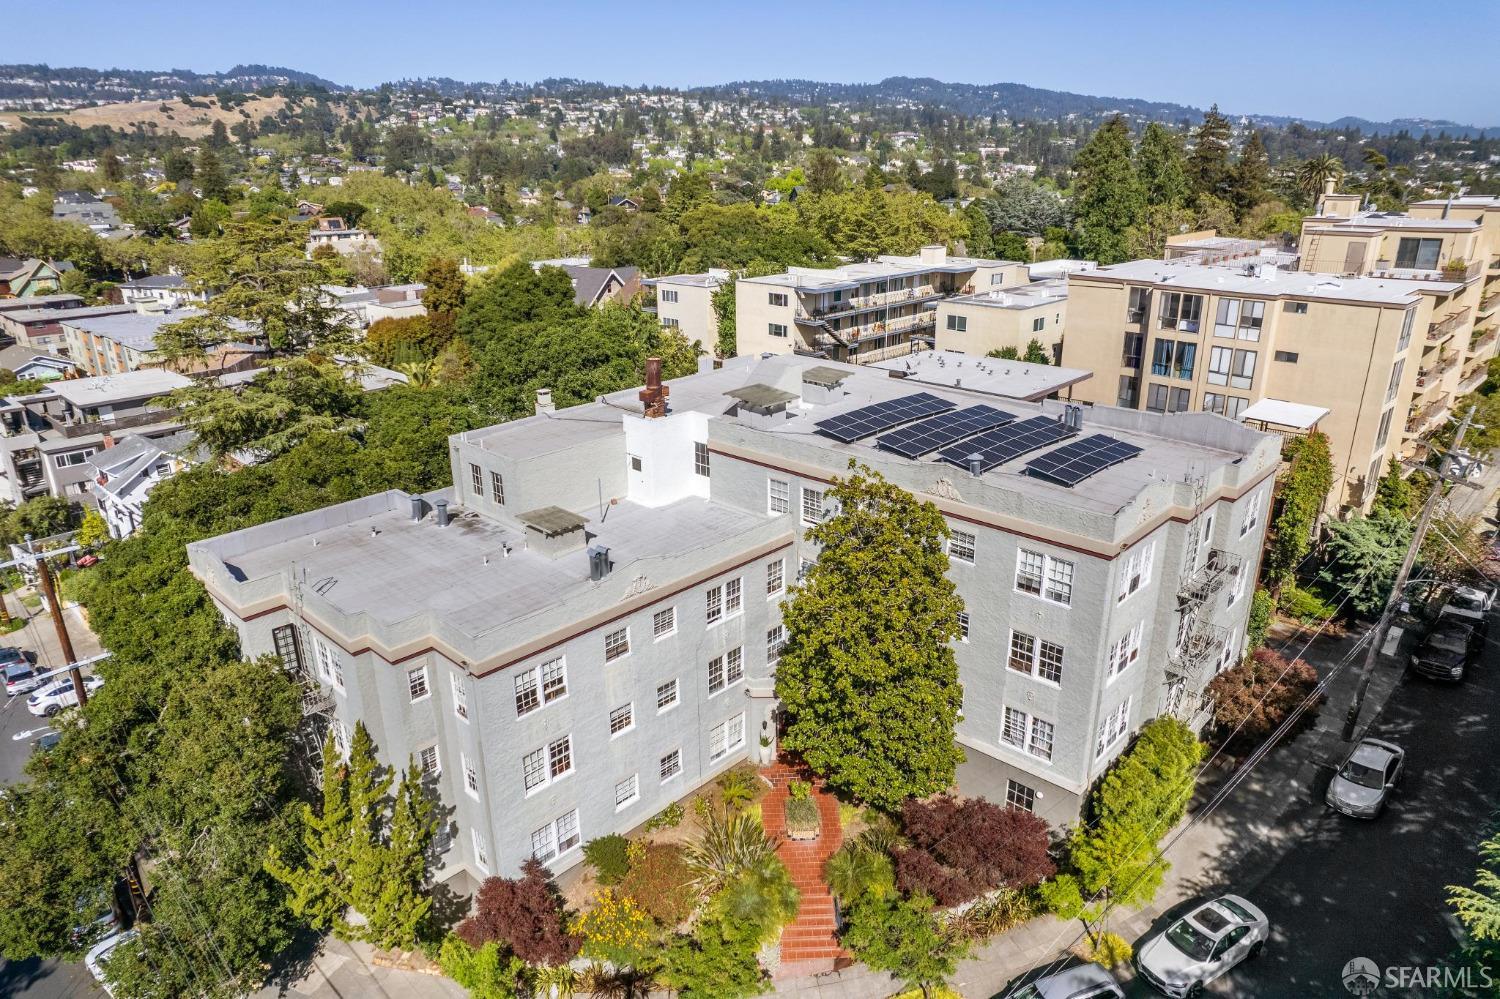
[
  {"left": 933, "top": 279, "right": 1069, "bottom": 360},
  {"left": 644, "top": 270, "right": 728, "bottom": 347},
  {"left": 0, "top": 304, "right": 133, "bottom": 353},
  {"left": 60, "top": 310, "right": 262, "bottom": 377},
  {"left": 188, "top": 354, "right": 1274, "bottom": 884},
  {"left": 1063, "top": 254, "right": 1465, "bottom": 514},
  {"left": 735, "top": 247, "right": 1029, "bottom": 364}
]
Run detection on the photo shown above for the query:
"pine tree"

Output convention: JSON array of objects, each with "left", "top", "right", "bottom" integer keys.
[
  {"left": 1023, "top": 339, "right": 1051, "bottom": 365},
  {"left": 1187, "top": 104, "right": 1234, "bottom": 200},
  {"left": 1070, "top": 116, "right": 1143, "bottom": 265},
  {"left": 1137, "top": 123, "right": 1188, "bottom": 207},
  {"left": 196, "top": 148, "right": 230, "bottom": 202},
  {"left": 774, "top": 464, "right": 965, "bottom": 810},
  {"left": 1230, "top": 131, "right": 1270, "bottom": 220},
  {"left": 266, "top": 739, "right": 355, "bottom": 931},
  {"left": 359, "top": 761, "right": 436, "bottom": 950}
]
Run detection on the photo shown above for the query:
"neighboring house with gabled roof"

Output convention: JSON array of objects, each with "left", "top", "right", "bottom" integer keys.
[
  {"left": 0, "top": 345, "right": 80, "bottom": 382},
  {"left": 531, "top": 262, "right": 642, "bottom": 309},
  {"left": 88, "top": 430, "right": 200, "bottom": 538},
  {"left": 0, "top": 258, "right": 63, "bottom": 299}
]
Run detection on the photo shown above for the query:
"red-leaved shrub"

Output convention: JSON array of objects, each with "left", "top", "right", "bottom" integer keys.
[
  {"left": 892, "top": 795, "right": 1054, "bottom": 907},
  {"left": 1204, "top": 647, "right": 1323, "bottom": 755},
  {"left": 455, "top": 857, "right": 581, "bottom": 965}
]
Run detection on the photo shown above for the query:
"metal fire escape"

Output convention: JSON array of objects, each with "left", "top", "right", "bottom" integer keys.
[
  {"left": 278, "top": 573, "right": 337, "bottom": 781},
  {"left": 1167, "top": 546, "right": 1243, "bottom": 701}
]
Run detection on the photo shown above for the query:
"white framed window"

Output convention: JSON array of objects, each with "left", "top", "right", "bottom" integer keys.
[
  {"left": 615, "top": 773, "right": 639, "bottom": 810},
  {"left": 1016, "top": 549, "right": 1075, "bottom": 605},
  {"left": 693, "top": 441, "right": 710, "bottom": 477},
  {"left": 706, "top": 584, "right": 723, "bottom": 626},
  {"left": 610, "top": 702, "right": 634, "bottom": 737},
  {"left": 522, "top": 747, "right": 546, "bottom": 792},
  {"left": 660, "top": 748, "right": 682, "bottom": 782},
  {"left": 707, "top": 647, "right": 743, "bottom": 695},
  {"left": 1006, "top": 779, "right": 1036, "bottom": 812},
  {"left": 949, "top": 529, "right": 976, "bottom": 565},
  {"left": 531, "top": 809, "right": 581, "bottom": 863},
  {"left": 1095, "top": 698, "right": 1132, "bottom": 759},
  {"left": 472, "top": 829, "right": 490, "bottom": 873},
  {"left": 946, "top": 314, "right": 967, "bottom": 332},
  {"left": 418, "top": 745, "right": 440, "bottom": 776},
  {"left": 956, "top": 612, "right": 969, "bottom": 641},
  {"left": 490, "top": 471, "right": 505, "bottom": 505},
  {"left": 514, "top": 669, "right": 539, "bottom": 716},
  {"left": 657, "top": 678, "right": 679, "bottom": 712},
  {"left": 1032, "top": 316, "right": 1045, "bottom": 332},
  {"left": 548, "top": 734, "right": 573, "bottom": 780},
  {"left": 407, "top": 664, "right": 430, "bottom": 702},
  {"left": 767, "top": 558, "right": 784, "bottom": 596},
  {"left": 768, "top": 322, "right": 788, "bottom": 338},
  {"left": 452, "top": 673, "right": 470, "bottom": 722},
  {"left": 470, "top": 463, "right": 483, "bottom": 495},
  {"left": 726, "top": 578, "right": 742, "bottom": 617},
  {"left": 768, "top": 292, "right": 788, "bottom": 307},
  {"left": 709, "top": 713, "right": 746, "bottom": 762},
  {"left": 332, "top": 720, "right": 350, "bottom": 758},
  {"left": 801, "top": 487, "right": 824, "bottom": 527},
  {"left": 660, "top": 288, "right": 679, "bottom": 303},
  {"left": 1117, "top": 540, "right": 1155, "bottom": 602},
  {"left": 1227, "top": 563, "right": 1247, "bottom": 607},
  {"left": 1240, "top": 490, "right": 1264, "bottom": 537},
  {"left": 1001, "top": 706, "right": 1054, "bottom": 762},
  {"left": 653, "top": 606, "right": 677, "bottom": 640},
  {"left": 604, "top": 627, "right": 631, "bottom": 662},
  {"left": 1008, "top": 631, "right": 1064, "bottom": 685},
  {"left": 768, "top": 478, "right": 790, "bottom": 514},
  {"left": 767, "top": 625, "right": 786, "bottom": 668},
  {"left": 462, "top": 753, "right": 481, "bottom": 799},
  {"left": 541, "top": 657, "right": 567, "bottom": 704},
  {"left": 314, "top": 637, "right": 337, "bottom": 684},
  {"left": 1107, "top": 622, "right": 1143, "bottom": 679}
]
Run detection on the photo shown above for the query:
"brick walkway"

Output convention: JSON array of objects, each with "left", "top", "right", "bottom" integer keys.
[{"left": 759, "top": 760, "right": 848, "bottom": 971}]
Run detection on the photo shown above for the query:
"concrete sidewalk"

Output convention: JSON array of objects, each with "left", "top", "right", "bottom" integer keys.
[{"left": 256, "top": 937, "right": 467, "bottom": 999}]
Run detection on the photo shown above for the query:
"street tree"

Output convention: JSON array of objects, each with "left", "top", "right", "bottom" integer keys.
[
  {"left": 774, "top": 464, "right": 964, "bottom": 810},
  {"left": 840, "top": 891, "right": 967, "bottom": 999}
]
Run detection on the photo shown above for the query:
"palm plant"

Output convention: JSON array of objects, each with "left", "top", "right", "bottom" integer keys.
[
  {"left": 1298, "top": 154, "right": 1344, "bottom": 204},
  {"left": 533, "top": 964, "right": 577, "bottom": 998},
  {"left": 712, "top": 854, "right": 801, "bottom": 941},
  {"left": 824, "top": 841, "right": 896, "bottom": 902},
  {"left": 684, "top": 808, "right": 777, "bottom": 893},
  {"left": 578, "top": 962, "right": 658, "bottom": 999},
  {"left": 396, "top": 358, "right": 438, "bottom": 389}
]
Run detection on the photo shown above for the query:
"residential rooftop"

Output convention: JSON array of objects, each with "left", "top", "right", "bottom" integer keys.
[
  {"left": 43, "top": 368, "right": 192, "bottom": 407},
  {"left": 869, "top": 350, "right": 1091, "bottom": 402},
  {"left": 1304, "top": 210, "right": 1479, "bottom": 233},
  {"left": 0, "top": 304, "right": 134, "bottom": 326},
  {"left": 644, "top": 269, "right": 730, "bottom": 289},
  {"left": 61, "top": 308, "right": 205, "bottom": 352},
  {"left": 1071, "top": 257, "right": 1449, "bottom": 304},
  {"left": 742, "top": 250, "right": 1020, "bottom": 293},
  {"left": 946, "top": 279, "right": 1068, "bottom": 311}
]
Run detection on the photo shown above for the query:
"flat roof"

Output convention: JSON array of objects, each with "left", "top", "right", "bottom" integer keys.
[
  {"left": 43, "top": 369, "right": 192, "bottom": 407},
  {"left": 647, "top": 271, "right": 728, "bottom": 289},
  {"left": 516, "top": 506, "right": 588, "bottom": 535},
  {"left": 1072, "top": 258, "right": 1442, "bottom": 305},
  {"left": 869, "top": 351, "right": 1092, "bottom": 402},
  {"left": 1305, "top": 210, "right": 1478, "bottom": 233},
  {"left": 946, "top": 280, "right": 1067, "bottom": 310},
  {"left": 743, "top": 253, "right": 1016, "bottom": 293},
  {"left": 726, "top": 384, "right": 799, "bottom": 409},
  {"left": 803, "top": 365, "right": 850, "bottom": 387},
  {"left": 0, "top": 304, "right": 133, "bottom": 326},
  {"left": 1238, "top": 398, "right": 1330, "bottom": 430},
  {"left": 61, "top": 309, "right": 206, "bottom": 352}
]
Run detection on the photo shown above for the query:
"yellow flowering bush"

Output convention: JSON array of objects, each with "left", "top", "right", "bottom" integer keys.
[{"left": 571, "top": 889, "right": 655, "bottom": 969}]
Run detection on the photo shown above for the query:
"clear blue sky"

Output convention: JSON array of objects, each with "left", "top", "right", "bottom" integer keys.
[{"left": 6, "top": 0, "right": 1498, "bottom": 125}]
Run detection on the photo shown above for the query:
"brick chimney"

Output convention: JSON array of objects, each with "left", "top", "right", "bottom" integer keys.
[
  {"left": 101, "top": 433, "right": 115, "bottom": 449},
  {"left": 638, "top": 357, "right": 669, "bottom": 418}
]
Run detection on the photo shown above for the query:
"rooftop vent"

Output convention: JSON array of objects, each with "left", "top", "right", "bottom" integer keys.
[
  {"left": 435, "top": 499, "right": 450, "bottom": 527},
  {"left": 410, "top": 495, "right": 426, "bottom": 522},
  {"left": 517, "top": 505, "right": 589, "bottom": 559},
  {"left": 588, "top": 545, "right": 613, "bottom": 581}
]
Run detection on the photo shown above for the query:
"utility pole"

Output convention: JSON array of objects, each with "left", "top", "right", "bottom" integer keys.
[
  {"left": 30, "top": 546, "right": 84, "bottom": 707},
  {"left": 1341, "top": 405, "right": 1477, "bottom": 741}
]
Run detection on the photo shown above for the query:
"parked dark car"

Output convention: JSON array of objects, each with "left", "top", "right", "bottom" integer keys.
[{"left": 1410, "top": 618, "right": 1484, "bottom": 681}]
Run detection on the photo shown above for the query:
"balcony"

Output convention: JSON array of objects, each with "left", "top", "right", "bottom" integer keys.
[
  {"left": 809, "top": 284, "right": 943, "bottom": 320},
  {"left": 1428, "top": 307, "right": 1471, "bottom": 343},
  {"left": 1372, "top": 259, "right": 1484, "bottom": 283},
  {"left": 1406, "top": 393, "right": 1451, "bottom": 435},
  {"left": 1178, "top": 548, "right": 1244, "bottom": 609},
  {"left": 1459, "top": 365, "right": 1487, "bottom": 394},
  {"left": 1414, "top": 354, "right": 1459, "bottom": 388},
  {"left": 1126, "top": 307, "right": 1147, "bottom": 324},
  {"left": 1480, "top": 292, "right": 1500, "bottom": 315},
  {"left": 1168, "top": 619, "right": 1228, "bottom": 681},
  {"left": 1471, "top": 325, "right": 1498, "bottom": 353},
  {"left": 812, "top": 310, "right": 936, "bottom": 348}
]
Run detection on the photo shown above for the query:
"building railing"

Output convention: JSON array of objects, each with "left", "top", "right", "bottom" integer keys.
[
  {"left": 1167, "top": 619, "right": 1229, "bottom": 681},
  {"left": 1459, "top": 366, "right": 1487, "bottom": 394},
  {"left": 1415, "top": 354, "right": 1459, "bottom": 387},
  {"left": 1406, "top": 393, "right": 1451, "bottom": 435},
  {"left": 1372, "top": 260, "right": 1484, "bottom": 283},
  {"left": 848, "top": 340, "right": 923, "bottom": 366},
  {"left": 1428, "top": 307, "right": 1471, "bottom": 342},
  {"left": 1471, "top": 325, "right": 1498, "bottom": 352},
  {"left": 1480, "top": 292, "right": 1500, "bottom": 314},
  {"left": 811, "top": 284, "right": 943, "bottom": 319},
  {"left": 814, "top": 310, "right": 936, "bottom": 347},
  {"left": 52, "top": 407, "right": 181, "bottom": 439},
  {"left": 1177, "top": 549, "right": 1243, "bottom": 610}
]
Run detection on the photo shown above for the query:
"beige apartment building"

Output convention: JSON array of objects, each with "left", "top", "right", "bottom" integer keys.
[
  {"left": 645, "top": 269, "right": 728, "bottom": 348},
  {"left": 933, "top": 279, "right": 1068, "bottom": 361},
  {"left": 735, "top": 247, "right": 1028, "bottom": 364},
  {"left": 1063, "top": 256, "right": 1462, "bottom": 513}
]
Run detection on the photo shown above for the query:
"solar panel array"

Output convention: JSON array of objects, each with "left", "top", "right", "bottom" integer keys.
[
  {"left": 813, "top": 392, "right": 955, "bottom": 443},
  {"left": 873, "top": 404, "right": 1018, "bottom": 459},
  {"left": 936, "top": 416, "right": 1077, "bottom": 474},
  {"left": 1023, "top": 434, "right": 1143, "bottom": 487}
]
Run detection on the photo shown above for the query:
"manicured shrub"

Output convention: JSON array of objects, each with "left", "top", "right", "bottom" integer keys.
[
  {"left": 571, "top": 889, "right": 656, "bottom": 970},
  {"left": 618, "top": 843, "right": 697, "bottom": 927},
  {"left": 454, "top": 857, "right": 580, "bottom": 966},
  {"left": 893, "top": 795, "right": 1054, "bottom": 907},
  {"left": 583, "top": 834, "right": 631, "bottom": 886}
]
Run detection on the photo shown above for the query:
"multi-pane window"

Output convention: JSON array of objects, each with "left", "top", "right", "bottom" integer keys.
[
  {"left": 1240, "top": 490, "right": 1263, "bottom": 537},
  {"left": 615, "top": 773, "right": 639, "bottom": 809},
  {"left": 1159, "top": 292, "right": 1204, "bottom": 332},
  {"left": 531, "top": 809, "right": 581, "bottom": 863},
  {"left": 769, "top": 292, "right": 788, "bottom": 307},
  {"left": 1230, "top": 349, "right": 1257, "bottom": 389},
  {"left": 1096, "top": 698, "right": 1132, "bottom": 759},
  {"left": 657, "top": 678, "right": 679, "bottom": 712},
  {"left": 1207, "top": 346, "right": 1232, "bottom": 386},
  {"left": 1002, "top": 707, "right": 1054, "bottom": 762},
  {"left": 1375, "top": 407, "right": 1395, "bottom": 449},
  {"left": 1213, "top": 298, "right": 1265, "bottom": 341},
  {"left": 653, "top": 607, "right": 677, "bottom": 639},
  {"left": 609, "top": 702, "right": 634, "bottom": 736},
  {"left": 1032, "top": 316, "right": 1046, "bottom": 332},
  {"left": 1127, "top": 286, "right": 1151, "bottom": 321},
  {"left": 1396, "top": 308, "right": 1415, "bottom": 351},
  {"left": 1117, "top": 541, "right": 1155, "bottom": 601},
  {"left": 1395, "top": 237, "right": 1442, "bottom": 271},
  {"left": 490, "top": 471, "right": 505, "bottom": 505},
  {"left": 418, "top": 745, "right": 440, "bottom": 776},
  {"left": 1029, "top": 718, "right": 1055, "bottom": 761},
  {"left": 514, "top": 670, "right": 540, "bottom": 716},
  {"left": 660, "top": 748, "right": 682, "bottom": 782},
  {"left": 801, "top": 488, "right": 824, "bottom": 527},
  {"left": 1107, "top": 622, "right": 1143, "bottom": 678},
  {"left": 314, "top": 638, "right": 338, "bottom": 685},
  {"left": 407, "top": 664, "right": 429, "bottom": 701},
  {"left": 946, "top": 314, "right": 967, "bottom": 332},
  {"left": 956, "top": 612, "right": 970, "bottom": 641},
  {"left": 1028, "top": 553, "right": 1076, "bottom": 605},
  {"left": 522, "top": 747, "right": 546, "bottom": 792},
  {"left": 707, "top": 648, "right": 743, "bottom": 695},
  {"left": 604, "top": 627, "right": 631, "bottom": 662},
  {"left": 541, "top": 658, "right": 567, "bottom": 703},
  {"left": 1008, "top": 631, "right": 1064, "bottom": 684},
  {"left": 767, "top": 625, "right": 786, "bottom": 667},
  {"left": 1227, "top": 563, "right": 1247, "bottom": 607},
  {"left": 470, "top": 463, "right": 483, "bottom": 495},
  {"left": 768, "top": 322, "right": 788, "bottom": 338},
  {"left": 472, "top": 830, "right": 490, "bottom": 872},
  {"left": 768, "top": 478, "right": 790, "bottom": 514},
  {"left": 547, "top": 735, "right": 573, "bottom": 780},
  {"left": 1016, "top": 550, "right": 1045, "bottom": 595},
  {"left": 693, "top": 442, "right": 710, "bottom": 477},
  {"left": 1145, "top": 384, "right": 1192, "bottom": 413},
  {"left": 706, "top": 584, "right": 723, "bottom": 625},
  {"left": 452, "top": 673, "right": 470, "bottom": 721},
  {"left": 949, "top": 529, "right": 976, "bottom": 564},
  {"left": 272, "top": 624, "right": 303, "bottom": 675},
  {"left": 1151, "top": 339, "right": 1196, "bottom": 380},
  {"left": 1385, "top": 358, "right": 1405, "bottom": 404},
  {"left": 709, "top": 713, "right": 746, "bottom": 762},
  {"left": 1006, "top": 779, "right": 1037, "bottom": 813},
  {"left": 767, "top": 559, "right": 784, "bottom": 596},
  {"left": 726, "top": 578, "right": 742, "bottom": 616},
  {"left": 515, "top": 658, "right": 567, "bottom": 715},
  {"left": 660, "top": 288, "right": 679, "bottom": 303},
  {"left": 462, "top": 753, "right": 481, "bottom": 798}
]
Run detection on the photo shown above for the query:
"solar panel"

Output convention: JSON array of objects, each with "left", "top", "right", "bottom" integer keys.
[
  {"left": 935, "top": 416, "right": 1076, "bottom": 474},
  {"left": 813, "top": 392, "right": 956, "bottom": 443},
  {"left": 874, "top": 404, "right": 1018, "bottom": 459},
  {"left": 1023, "top": 434, "right": 1144, "bottom": 487}
]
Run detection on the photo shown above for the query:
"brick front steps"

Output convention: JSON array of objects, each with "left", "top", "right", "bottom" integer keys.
[{"left": 759, "top": 761, "right": 849, "bottom": 971}]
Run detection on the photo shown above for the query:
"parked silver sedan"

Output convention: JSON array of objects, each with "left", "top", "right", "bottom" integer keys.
[
  {"left": 1136, "top": 895, "right": 1269, "bottom": 997},
  {"left": 1326, "top": 737, "right": 1405, "bottom": 819}
]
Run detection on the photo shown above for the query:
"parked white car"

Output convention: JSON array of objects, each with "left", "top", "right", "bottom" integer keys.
[
  {"left": 85, "top": 927, "right": 137, "bottom": 995},
  {"left": 1440, "top": 584, "right": 1496, "bottom": 626},
  {"left": 25, "top": 675, "right": 104, "bottom": 716},
  {"left": 1136, "top": 895, "right": 1269, "bottom": 997}
]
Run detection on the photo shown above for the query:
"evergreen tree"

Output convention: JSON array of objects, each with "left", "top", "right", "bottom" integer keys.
[
  {"left": 1187, "top": 104, "right": 1234, "bottom": 200},
  {"left": 1230, "top": 131, "right": 1270, "bottom": 220},
  {"left": 1372, "top": 458, "right": 1414, "bottom": 517},
  {"left": 208, "top": 118, "right": 230, "bottom": 150},
  {"left": 196, "top": 148, "right": 231, "bottom": 202},
  {"left": 1023, "top": 339, "right": 1052, "bottom": 364},
  {"left": 775, "top": 464, "right": 964, "bottom": 810},
  {"left": 101, "top": 150, "right": 124, "bottom": 184},
  {"left": 419, "top": 256, "right": 468, "bottom": 316},
  {"left": 1137, "top": 123, "right": 1189, "bottom": 208},
  {"left": 266, "top": 739, "right": 353, "bottom": 932},
  {"left": 164, "top": 149, "right": 195, "bottom": 183},
  {"left": 807, "top": 151, "right": 843, "bottom": 195},
  {"left": 961, "top": 201, "right": 995, "bottom": 257},
  {"left": 1070, "top": 116, "right": 1143, "bottom": 264}
]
